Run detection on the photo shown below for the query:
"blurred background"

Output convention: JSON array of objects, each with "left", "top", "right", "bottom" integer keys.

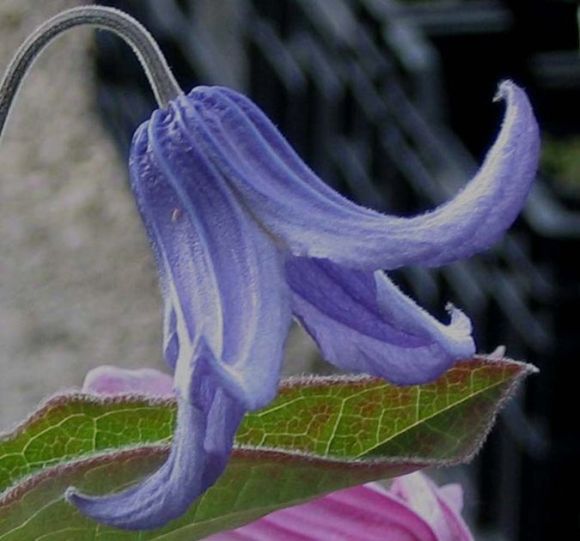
[{"left": 1, "top": 0, "right": 579, "bottom": 539}]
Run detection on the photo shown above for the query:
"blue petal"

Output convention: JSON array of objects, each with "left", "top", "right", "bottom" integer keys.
[
  {"left": 136, "top": 100, "right": 291, "bottom": 409},
  {"left": 67, "top": 340, "right": 245, "bottom": 530},
  {"left": 67, "top": 99, "right": 291, "bottom": 530},
  {"left": 287, "top": 257, "right": 474, "bottom": 385},
  {"left": 189, "top": 81, "right": 539, "bottom": 270}
]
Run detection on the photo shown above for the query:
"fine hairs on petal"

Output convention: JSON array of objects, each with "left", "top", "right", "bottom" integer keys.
[
  {"left": 1, "top": 6, "right": 540, "bottom": 531},
  {"left": 65, "top": 79, "right": 537, "bottom": 530},
  {"left": 64, "top": 84, "right": 290, "bottom": 529},
  {"left": 287, "top": 258, "right": 475, "bottom": 385},
  {"left": 190, "top": 82, "right": 539, "bottom": 270},
  {"left": 66, "top": 340, "right": 246, "bottom": 530}
]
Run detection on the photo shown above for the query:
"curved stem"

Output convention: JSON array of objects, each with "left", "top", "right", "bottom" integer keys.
[{"left": 0, "top": 6, "right": 183, "bottom": 138}]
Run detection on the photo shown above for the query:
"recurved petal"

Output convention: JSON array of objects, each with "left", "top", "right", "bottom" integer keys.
[
  {"left": 68, "top": 341, "right": 246, "bottom": 530},
  {"left": 189, "top": 81, "right": 538, "bottom": 271},
  {"left": 66, "top": 385, "right": 208, "bottom": 530},
  {"left": 67, "top": 98, "right": 292, "bottom": 530},
  {"left": 287, "top": 257, "right": 474, "bottom": 385}
]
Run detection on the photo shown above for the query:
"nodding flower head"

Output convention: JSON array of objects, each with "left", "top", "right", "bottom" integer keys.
[
  {"left": 68, "top": 80, "right": 538, "bottom": 530},
  {"left": 0, "top": 7, "right": 539, "bottom": 531}
]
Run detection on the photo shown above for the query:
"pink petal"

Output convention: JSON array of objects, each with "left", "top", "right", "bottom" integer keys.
[
  {"left": 392, "top": 473, "right": 473, "bottom": 541},
  {"left": 82, "top": 365, "right": 174, "bottom": 396},
  {"left": 439, "top": 484, "right": 464, "bottom": 514},
  {"left": 432, "top": 487, "right": 473, "bottom": 541},
  {"left": 392, "top": 473, "right": 448, "bottom": 540},
  {"left": 207, "top": 473, "right": 475, "bottom": 541},
  {"left": 206, "top": 483, "right": 439, "bottom": 541}
]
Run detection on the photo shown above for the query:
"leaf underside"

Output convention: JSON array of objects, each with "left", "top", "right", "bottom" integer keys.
[{"left": 0, "top": 356, "right": 534, "bottom": 540}]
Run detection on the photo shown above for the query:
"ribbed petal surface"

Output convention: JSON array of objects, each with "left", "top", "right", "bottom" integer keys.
[
  {"left": 66, "top": 77, "right": 537, "bottom": 531},
  {"left": 188, "top": 82, "right": 539, "bottom": 271},
  {"left": 67, "top": 98, "right": 292, "bottom": 530},
  {"left": 207, "top": 472, "right": 474, "bottom": 540},
  {"left": 69, "top": 340, "right": 246, "bottom": 529},
  {"left": 287, "top": 257, "right": 474, "bottom": 385}
]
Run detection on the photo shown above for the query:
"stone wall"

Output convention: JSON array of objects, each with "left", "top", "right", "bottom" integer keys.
[{"left": 0, "top": 1, "right": 163, "bottom": 428}]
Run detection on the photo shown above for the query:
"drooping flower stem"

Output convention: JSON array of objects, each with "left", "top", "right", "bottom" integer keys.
[{"left": 0, "top": 6, "right": 182, "bottom": 138}]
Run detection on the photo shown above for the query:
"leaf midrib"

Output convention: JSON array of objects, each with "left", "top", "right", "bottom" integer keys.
[{"left": 353, "top": 371, "right": 512, "bottom": 459}]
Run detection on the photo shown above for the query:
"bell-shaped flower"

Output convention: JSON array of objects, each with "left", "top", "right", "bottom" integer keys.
[
  {"left": 207, "top": 472, "right": 474, "bottom": 541},
  {"left": 66, "top": 80, "right": 539, "bottom": 529}
]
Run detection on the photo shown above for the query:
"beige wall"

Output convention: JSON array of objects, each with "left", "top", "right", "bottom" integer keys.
[
  {"left": 0, "top": 1, "right": 163, "bottom": 428},
  {"left": 0, "top": 1, "right": 318, "bottom": 429}
]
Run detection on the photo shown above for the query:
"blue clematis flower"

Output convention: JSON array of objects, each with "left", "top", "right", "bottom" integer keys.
[{"left": 65, "top": 80, "right": 539, "bottom": 529}]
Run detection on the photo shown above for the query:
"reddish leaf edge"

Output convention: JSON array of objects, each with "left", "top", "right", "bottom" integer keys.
[
  {"left": 0, "top": 445, "right": 426, "bottom": 509},
  {"left": 0, "top": 356, "right": 536, "bottom": 442},
  {"left": 0, "top": 355, "right": 537, "bottom": 509}
]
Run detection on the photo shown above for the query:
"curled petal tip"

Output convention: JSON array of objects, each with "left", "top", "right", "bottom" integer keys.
[
  {"left": 288, "top": 258, "right": 475, "bottom": 387},
  {"left": 446, "top": 304, "right": 473, "bottom": 337},
  {"left": 191, "top": 83, "right": 539, "bottom": 271},
  {"left": 65, "top": 486, "right": 171, "bottom": 531},
  {"left": 488, "top": 345, "right": 507, "bottom": 359},
  {"left": 494, "top": 79, "right": 523, "bottom": 103},
  {"left": 64, "top": 486, "right": 78, "bottom": 502},
  {"left": 65, "top": 422, "right": 200, "bottom": 529},
  {"left": 66, "top": 358, "right": 218, "bottom": 530},
  {"left": 494, "top": 79, "right": 514, "bottom": 101}
]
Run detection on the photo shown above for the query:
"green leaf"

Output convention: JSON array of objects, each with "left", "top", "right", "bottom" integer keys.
[{"left": 0, "top": 357, "right": 534, "bottom": 540}]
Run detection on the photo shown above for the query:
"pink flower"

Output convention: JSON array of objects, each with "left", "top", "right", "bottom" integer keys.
[
  {"left": 205, "top": 473, "right": 473, "bottom": 541},
  {"left": 82, "top": 365, "right": 174, "bottom": 397}
]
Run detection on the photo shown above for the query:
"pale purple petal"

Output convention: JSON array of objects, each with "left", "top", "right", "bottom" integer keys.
[
  {"left": 432, "top": 486, "right": 473, "bottom": 541},
  {"left": 188, "top": 81, "right": 539, "bottom": 271},
  {"left": 287, "top": 257, "right": 474, "bottom": 385},
  {"left": 67, "top": 97, "right": 292, "bottom": 530},
  {"left": 82, "top": 365, "right": 173, "bottom": 396},
  {"left": 392, "top": 473, "right": 474, "bottom": 541},
  {"left": 439, "top": 484, "right": 464, "bottom": 514}
]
